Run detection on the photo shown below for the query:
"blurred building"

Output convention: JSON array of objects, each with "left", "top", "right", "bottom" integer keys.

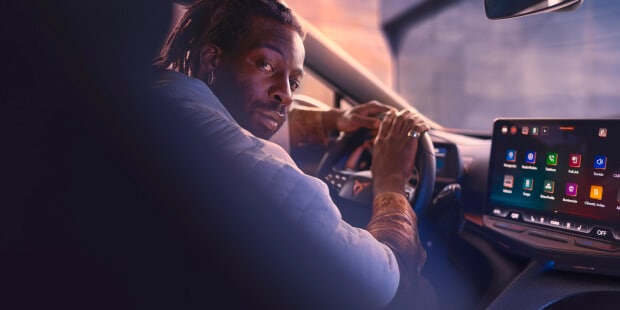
[{"left": 285, "top": 0, "right": 394, "bottom": 87}]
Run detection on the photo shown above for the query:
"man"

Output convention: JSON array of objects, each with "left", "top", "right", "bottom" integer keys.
[{"left": 153, "top": 0, "right": 431, "bottom": 308}]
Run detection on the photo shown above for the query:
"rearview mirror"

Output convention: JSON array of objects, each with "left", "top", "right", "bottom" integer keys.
[{"left": 484, "top": 0, "right": 583, "bottom": 19}]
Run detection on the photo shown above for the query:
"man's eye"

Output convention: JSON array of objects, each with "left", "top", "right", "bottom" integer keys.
[
  {"left": 258, "top": 60, "right": 274, "bottom": 73},
  {"left": 290, "top": 80, "right": 300, "bottom": 92}
]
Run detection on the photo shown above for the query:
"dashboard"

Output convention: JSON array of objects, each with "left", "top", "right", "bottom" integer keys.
[
  {"left": 337, "top": 133, "right": 463, "bottom": 184},
  {"left": 308, "top": 117, "right": 620, "bottom": 308},
  {"left": 319, "top": 119, "right": 620, "bottom": 277}
]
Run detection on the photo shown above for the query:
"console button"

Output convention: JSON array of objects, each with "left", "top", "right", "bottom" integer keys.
[
  {"left": 508, "top": 211, "right": 522, "bottom": 221},
  {"left": 528, "top": 230, "right": 569, "bottom": 243},
  {"left": 536, "top": 215, "right": 548, "bottom": 225},
  {"left": 493, "top": 221, "right": 526, "bottom": 233},
  {"left": 523, "top": 213, "right": 539, "bottom": 224},
  {"left": 492, "top": 208, "right": 509, "bottom": 217},
  {"left": 590, "top": 227, "right": 615, "bottom": 241},
  {"left": 574, "top": 238, "right": 619, "bottom": 252},
  {"left": 563, "top": 220, "right": 577, "bottom": 231},
  {"left": 571, "top": 222, "right": 593, "bottom": 234}
]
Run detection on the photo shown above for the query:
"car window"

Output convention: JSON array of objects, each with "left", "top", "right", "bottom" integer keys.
[
  {"left": 296, "top": 69, "right": 356, "bottom": 110},
  {"left": 295, "top": 70, "right": 335, "bottom": 108}
]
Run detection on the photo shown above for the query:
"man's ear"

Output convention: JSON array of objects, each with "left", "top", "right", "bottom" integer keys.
[{"left": 199, "top": 44, "right": 222, "bottom": 72}]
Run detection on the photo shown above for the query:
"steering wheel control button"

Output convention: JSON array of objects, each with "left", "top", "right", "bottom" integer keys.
[
  {"left": 493, "top": 221, "right": 526, "bottom": 233},
  {"left": 324, "top": 173, "right": 345, "bottom": 191},
  {"left": 574, "top": 238, "right": 619, "bottom": 253},
  {"left": 404, "top": 186, "right": 415, "bottom": 200},
  {"left": 528, "top": 230, "right": 568, "bottom": 243}
]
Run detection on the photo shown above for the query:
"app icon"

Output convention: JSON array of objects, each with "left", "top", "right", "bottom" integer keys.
[
  {"left": 506, "top": 149, "right": 517, "bottom": 162},
  {"left": 524, "top": 151, "right": 536, "bottom": 164},
  {"left": 568, "top": 154, "right": 581, "bottom": 168},
  {"left": 510, "top": 126, "right": 518, "bottom": 135},
  {"left": 503, "top": 175, "right": 514, "bottom": 188},
  {"left": 531, "top": 127, "right": 539, "bottom": 135},
  {"left": 589, "top": 185, "right": 603, "bottom": 200},
  {"left": 546, "top": 152, "right": 558, "bottom": 166},
  {"left": 594, "top": 155, "right": 607, "bottom": 170},
  {"left": 543, "top": 180, "right": 555, "bottom": 193},
  {"left": 565, "top": 182, "right": 578, "bottom": 196},
  {"left": 541, "top": 127, "right": 549, "bottom": 135},
  {"left": 521, "top": 127, "right": 529, "bottom": 135},
  {"left": 598, "top": 128, "right": 607, "bottom": 138},
  {"left": 617, "top": 189, "right": 620, "bottom": 204},
  {"left": 523, "top": 178, "right": 534, "bottom": 191}
]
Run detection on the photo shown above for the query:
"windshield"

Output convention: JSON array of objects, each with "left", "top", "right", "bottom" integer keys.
[
  {"left": 393, "top": 0, "right": 620, "bottom": 131},
  {"left": 288, "top": 0, "right": 619, "bottom": 132}
]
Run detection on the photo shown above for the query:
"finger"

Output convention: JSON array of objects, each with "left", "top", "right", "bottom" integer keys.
[
  {"left": 376, "top": 110, "right": 395, "bottom": 139},
  {"left": 404, "top": 118, "right": 421, "bottom": 147},
  {"left": 392, "top": 110, "right": 412, "bottom": 136},
  {"left": 356, "top": 102, "right": 393, "bottom": 116},
  {"left": 350, "top": 114, "right": 381, "bottom": 129},
  {"left": 417, "top": 123, "right": 431, "bottom": 133},
  {"left": 364, "top": 100, "right": 392, "bottom": 109},
  {"left": 411, "top": 116, "right": 430, "bottom": 133}
]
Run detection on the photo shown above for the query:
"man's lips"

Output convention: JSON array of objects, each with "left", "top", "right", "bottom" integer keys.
[{"left": 256, "top": 108, "right": 284, "bottom": 132}]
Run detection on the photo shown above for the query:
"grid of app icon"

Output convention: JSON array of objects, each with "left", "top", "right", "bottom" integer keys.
[{"left": 501, "top": 147, "right": 612, "bottom": 201}]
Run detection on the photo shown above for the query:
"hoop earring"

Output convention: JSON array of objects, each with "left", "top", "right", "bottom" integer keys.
[{"left": 207, "top": 71, "right": 215, "bottom": 86}]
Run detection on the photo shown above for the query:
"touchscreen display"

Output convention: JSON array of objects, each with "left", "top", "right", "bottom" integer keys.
[{"left": 486, "top": 119, "right": 620, "bottom": 232}]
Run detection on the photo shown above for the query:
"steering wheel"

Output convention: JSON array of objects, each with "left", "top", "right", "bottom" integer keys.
[{"left": 316, "top": 129, "right": 436, "bottom": 227}]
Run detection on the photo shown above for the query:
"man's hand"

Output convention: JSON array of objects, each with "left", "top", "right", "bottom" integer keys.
[
  {"left": 336, "top": 101, "right": 393, "bottom": 133},
  {"left": 371, "top": 109, "right": 430, "bottom": 195}
]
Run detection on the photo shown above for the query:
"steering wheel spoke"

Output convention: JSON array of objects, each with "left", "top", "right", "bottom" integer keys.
[{"left": 316, "top": 129, "right": 436, "bottom": 226}]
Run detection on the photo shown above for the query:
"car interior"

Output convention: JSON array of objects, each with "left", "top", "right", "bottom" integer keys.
[{"left": 3, "top": 0, "right": 619, "bottom": 309}]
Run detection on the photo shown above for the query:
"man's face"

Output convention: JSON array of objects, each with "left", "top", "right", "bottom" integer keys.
[{"left": 211, "top": 16, "right": 305, "bottom": 139}]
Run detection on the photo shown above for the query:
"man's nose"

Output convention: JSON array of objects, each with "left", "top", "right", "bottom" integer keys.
[{"left": 270, "top": 78, "right": 293, "bottom": 106}]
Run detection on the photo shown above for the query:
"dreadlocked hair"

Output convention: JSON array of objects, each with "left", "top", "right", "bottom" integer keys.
[{"left": 154, "top": 0, "right": 305, "bottom": 75}]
